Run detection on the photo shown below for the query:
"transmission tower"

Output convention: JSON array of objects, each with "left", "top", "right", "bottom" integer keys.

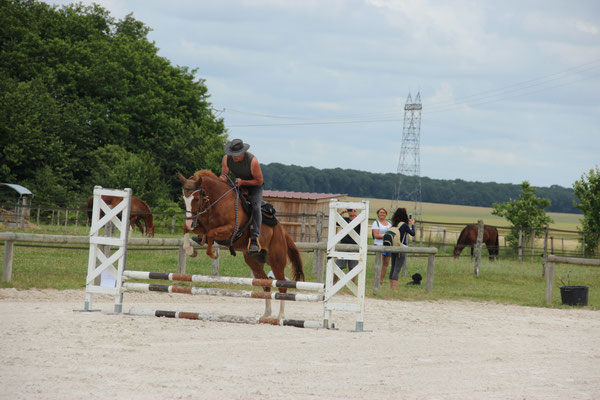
[{"left": 391, "top": 92, "right": 422, "bottom": 221}]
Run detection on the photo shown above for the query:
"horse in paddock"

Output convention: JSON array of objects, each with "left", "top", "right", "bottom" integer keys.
[
  {"left": 178, "top": 170, "right": 305, "bottom": 320},
  {"left": 87, "top": 195, "right": 155, "bottom": 237},
  {"left": 453, "top": 224, "right": 499, "bottom": 261}
]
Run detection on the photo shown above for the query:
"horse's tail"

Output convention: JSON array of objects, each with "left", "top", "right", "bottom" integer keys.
[
  {"left": 86, "top": 196, "right": 93, "bottom": 222},
  {"left": 284, "top": 230, "right": 305, "bottom": 282}
]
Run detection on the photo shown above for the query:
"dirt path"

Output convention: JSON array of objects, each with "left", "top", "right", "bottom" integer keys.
[{"left": 1, "top": 288, "right": 599, "bottom": 400}]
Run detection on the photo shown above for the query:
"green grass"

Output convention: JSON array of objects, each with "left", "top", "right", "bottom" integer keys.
[{"left": 2, "top": 240, "right": 598, "bottom": 310}]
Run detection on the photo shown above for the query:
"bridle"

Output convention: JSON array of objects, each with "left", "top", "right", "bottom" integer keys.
[{"left": 183, "top": 185, "right": 236, "bottom": 220}]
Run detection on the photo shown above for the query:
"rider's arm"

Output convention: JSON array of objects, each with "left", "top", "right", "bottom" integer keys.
[
  {"left": 238, "top": 156, "right": 263, "bottom": 186},
  {"left": 219, "top": 155, "right": 229, "bottom": 182}
]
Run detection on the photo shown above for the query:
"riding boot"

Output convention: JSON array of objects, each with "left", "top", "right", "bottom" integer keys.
[
  {"left": 191, "top": 235, "right": 203, "bottom": 245},
  {"left": 390, "top": 280, "right": 398, "bottom": 290}
]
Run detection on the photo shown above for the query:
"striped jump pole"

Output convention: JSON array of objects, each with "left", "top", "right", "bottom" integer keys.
[
  {"left": 128, "top": 307, "right": 328, "bottom": 329},
  {"left": 122, "top": 282, "right": 324, "bottom": 302},
  {"left": 123, "top": 270, "right": 325, "bottom": 292}
]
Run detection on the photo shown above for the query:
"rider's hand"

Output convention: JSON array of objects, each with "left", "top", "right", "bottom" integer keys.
[{"left": 235, "top": 178, "right": 242, "bottom": 186}]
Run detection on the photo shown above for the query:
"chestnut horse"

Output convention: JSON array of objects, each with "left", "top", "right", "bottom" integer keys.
[
  {"left": 87, "top": 195, "right": 155, "bottom": 237},
  {"left": 453, "top": 224, "right": 499, "bottom": 261},
  {"left": 178, "top": 170, "right": 304, "bottom": 320}
]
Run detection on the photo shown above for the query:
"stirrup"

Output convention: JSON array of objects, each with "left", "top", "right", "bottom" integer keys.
[{"left": 247, "top": 237, "right": 261, "bottom": 253}]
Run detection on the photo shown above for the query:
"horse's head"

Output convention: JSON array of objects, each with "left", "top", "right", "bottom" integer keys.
[
  {"left": 452, "top": 245, "right": 462, "bottom": 259},
  {"left": 146, "top": 225, "right": 155, "bottom": 237},
  {"left": 178, "top": 172, "right": 207, "bottom": 230}
]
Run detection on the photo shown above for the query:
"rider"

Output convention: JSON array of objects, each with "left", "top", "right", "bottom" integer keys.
[{"left": 219, "top": 138, "right": 264, "bottom": 253}]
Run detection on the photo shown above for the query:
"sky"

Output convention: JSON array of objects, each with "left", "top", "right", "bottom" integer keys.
[{"left": 46, "top": 0, "right": 600, "bottom": 188}]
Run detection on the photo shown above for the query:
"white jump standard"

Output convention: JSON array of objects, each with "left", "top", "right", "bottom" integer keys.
[{"left": 81, "top": 196, "right": 369, "bottom": 330}]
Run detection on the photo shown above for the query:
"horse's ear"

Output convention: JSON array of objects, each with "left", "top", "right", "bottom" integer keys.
[{"left": 177, "top": 172, "right": 187, "bottom": 185}]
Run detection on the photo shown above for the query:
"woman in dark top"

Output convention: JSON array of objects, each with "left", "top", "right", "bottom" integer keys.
[{"left": 388, "top": 207, "right": 416, "bottom": 290}]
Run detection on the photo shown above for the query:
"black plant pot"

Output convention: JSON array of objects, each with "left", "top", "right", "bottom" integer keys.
[{"left": 560, "top": 286, "right": 589, "bottom": 306}]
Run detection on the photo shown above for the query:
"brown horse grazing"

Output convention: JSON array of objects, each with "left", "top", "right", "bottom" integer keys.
[
  {"left": 453, "top": 224, "right": 499, "bottom": 261},
  {"left": 87, "top": 195, "right": 155, "bottom": 237},
  {"left": 178, "top": 170, "right": 305, "bottom": 320}
]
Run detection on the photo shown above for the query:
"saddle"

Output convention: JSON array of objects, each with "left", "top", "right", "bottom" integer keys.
[{"left": 214, "top": 192, "right": 278, "bottom": 256}]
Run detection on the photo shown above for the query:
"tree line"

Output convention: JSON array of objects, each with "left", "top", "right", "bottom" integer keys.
[{"left": 261, "top": 163, "right": 579, "bottom": 214}]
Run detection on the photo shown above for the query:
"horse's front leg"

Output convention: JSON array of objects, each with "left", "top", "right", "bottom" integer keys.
[
  {"left": 182, "top": 230, "right": 198, "bottom": 258},
  {"left": 204, "top": 225, "right": 237, "bottom": 259}
]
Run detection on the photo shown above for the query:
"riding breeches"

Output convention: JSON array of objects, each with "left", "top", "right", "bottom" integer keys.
[{"left": 246, "top": 185, "right": 263, "bottom": 239}]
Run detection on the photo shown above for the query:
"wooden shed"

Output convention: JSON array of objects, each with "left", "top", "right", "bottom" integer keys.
[{"left": 263, "top": 190, "right": 347, "bottom": 242}]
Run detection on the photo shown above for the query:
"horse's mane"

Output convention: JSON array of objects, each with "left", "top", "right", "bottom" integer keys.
[{"left": 192, "top": 170, "right": 218, "bottom": 180}]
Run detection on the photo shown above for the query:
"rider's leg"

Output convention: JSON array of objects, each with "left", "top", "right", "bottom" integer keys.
[{"left": 247, "top": 185, "right": 263, "bottom": 252}]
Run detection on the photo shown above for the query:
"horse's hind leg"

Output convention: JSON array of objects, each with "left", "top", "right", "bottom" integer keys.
[
  {"left": 243, "top": 252, "right": 272, "bottom": 318},
  {"left": 267, "top": 252, "right": 288, "bottom": 321}
]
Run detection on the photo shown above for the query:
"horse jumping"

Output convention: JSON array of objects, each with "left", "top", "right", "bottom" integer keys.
[
  {"left": 453, "top": 224, "right": 499, "bottom": 261},
  {"left": 178, "top": 170, "right": 305, "bottom": 320},
  {"left": 87, "top": 195, "right": 155, "bottom": 237}
]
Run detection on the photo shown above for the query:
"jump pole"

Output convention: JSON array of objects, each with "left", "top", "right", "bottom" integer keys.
[
  {"left": 123, "top": 270, "right": 325, "bottom": 291},
  {"left": 122, "top": 282, "right": 324, "bottom": 302},
  {"left": 128, "top": 307, "right": 326, "bottom": 329}
]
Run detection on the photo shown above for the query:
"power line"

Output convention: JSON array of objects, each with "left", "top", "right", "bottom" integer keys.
[{"left": 224, "top": 58, "right": 600, "bottom": 128}]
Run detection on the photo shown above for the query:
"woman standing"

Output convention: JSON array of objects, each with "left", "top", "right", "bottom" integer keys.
[
  {"left": 371, "top": 207, "right": 392, "bottom": 285},
  {"left": 388, "top": 207, "right": 416, "bottom": 290}
]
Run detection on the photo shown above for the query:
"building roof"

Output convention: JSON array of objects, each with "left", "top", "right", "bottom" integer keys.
[
  {"left": 0, "top": 183, "right": 33, "bottom": 196},
  {"left": 263, "top": 190, "right": 345, "bottom": 200}
]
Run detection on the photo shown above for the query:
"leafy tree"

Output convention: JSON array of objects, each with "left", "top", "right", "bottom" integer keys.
[
  {"left": 573, "top": 167, "right": 600, "bottom": 256},
  {"left": 492, "top": 181, "right": 553, "bottom": 248},
  {"left": 86, "top": 145, "right": 168, "bottom": 206},
  {"left": 0, "top": 0, "right": 226, "bottom": 206}
]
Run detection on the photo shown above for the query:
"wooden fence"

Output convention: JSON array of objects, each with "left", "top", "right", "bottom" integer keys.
[
  {"left": 545, "top": 254, "right": 600, "bottom": 304},
  {"left": 0, "top": 232, "right": 438, "bottom": 292},
  {"left": 1, "top": 202, "right": 596, "bottom": 260}
]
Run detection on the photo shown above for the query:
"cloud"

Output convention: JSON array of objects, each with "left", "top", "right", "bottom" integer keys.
[{"left": 575, "top": 20, "right": 599, "bottom": 35}]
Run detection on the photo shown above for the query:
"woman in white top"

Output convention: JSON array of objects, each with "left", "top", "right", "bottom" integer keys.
[{"left": 371, "top": 207, "right": 392, "bottom": 285}]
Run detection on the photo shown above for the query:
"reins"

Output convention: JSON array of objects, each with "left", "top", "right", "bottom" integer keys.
[{"left": 183, "top": 175, "right": 242, "bottom": 247}]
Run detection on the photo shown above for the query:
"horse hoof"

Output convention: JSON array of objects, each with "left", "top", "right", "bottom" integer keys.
[{"left": 187, "top": 249, "right": 197, "bottom": 258}]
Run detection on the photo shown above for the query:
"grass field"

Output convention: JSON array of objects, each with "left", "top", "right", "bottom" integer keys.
[
  {"left": 1, "top": 239, "right": 597, "bottom": 310},
  {"left": 349, "top": 196, "right": 582, "bottom": 231}
]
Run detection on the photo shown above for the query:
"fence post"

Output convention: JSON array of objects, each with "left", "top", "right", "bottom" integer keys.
[
  {"left": 373, "top": 251, "right": 382, "bottom": 291},
  {"left": 75, "top": 210, "right": 80, "bottom": 232},
  {"left": 582, "top": 234, "right": 585, "bottom": 257},
  {"left": 530, "top": 229, "right": 535, "bottom": 263},
  {"left": 313, "top": 211, "right": 325, "bottom": 283},
  {"left": 2, "top": 240, "right": 14, "bottom": 282},
  {"left": 474, "top": 220, "right": 483, "bottom": 276},
  {"left": 64, "top": 209, "right": 69, "bottom": 229},
  {"left": 550, "top": 236, "right": 554, "bottom": 255},
  {"left": 36, "top": 207, "right": 40, "bottom": 226},
  {"left": 419, "top": 223, "right": 424, "bottom": 247},
  {"left": 542, "top": 223, "right": 549, "bottom": 277},
  {"left": 545, "top": 261, "right": 554, "bottom": 304},
  {"left": 177, "top": 245, "right": 187, "bottom": 274},
  {"left": 171, "top": 215, "right": 176, "bottom": 235},
  {"left": 518, "top": 228, "right": 523, "bottom": 262},
  {"left": 442, "top": 229, "right": 446, "bottom": 252},
  {"left": 426, "top": 254, "right": 434, "bottom": 293}
]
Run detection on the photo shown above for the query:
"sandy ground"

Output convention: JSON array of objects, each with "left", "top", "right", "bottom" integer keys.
[{"left": 1, "top": 288, "right": 599, "bottom": 400}]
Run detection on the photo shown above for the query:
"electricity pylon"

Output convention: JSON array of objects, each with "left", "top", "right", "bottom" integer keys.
[{"left": 391, "top": 92, "right": 422, "bottom": 221}]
